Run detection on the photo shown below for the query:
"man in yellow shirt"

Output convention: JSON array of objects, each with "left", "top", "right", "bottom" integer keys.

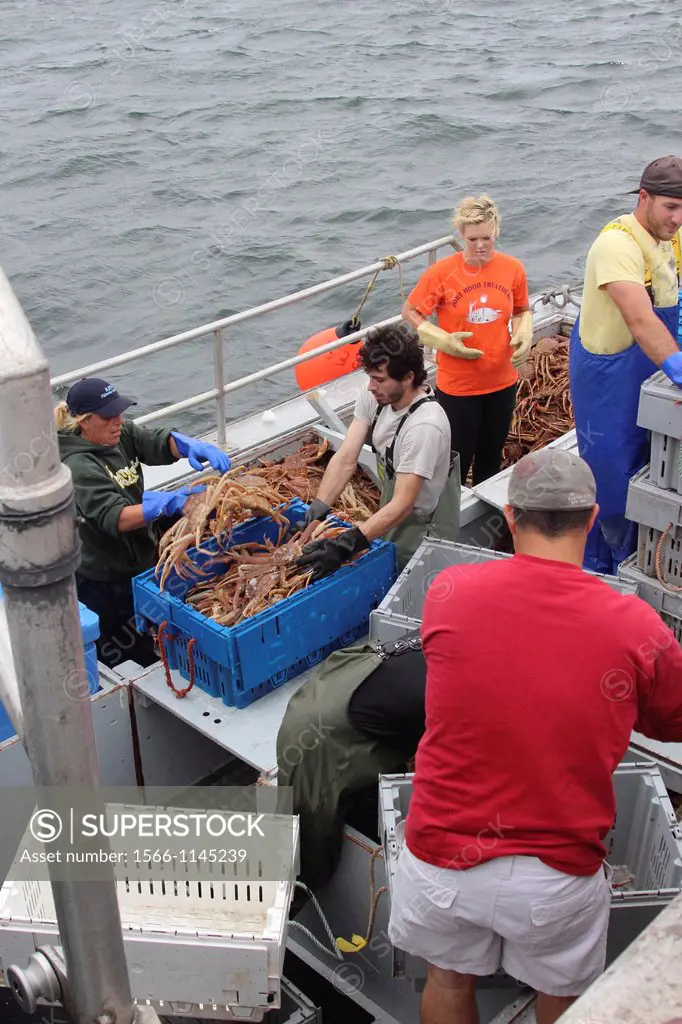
[{"left": 569, "top": 156, "right": 682, "bottom": 573}]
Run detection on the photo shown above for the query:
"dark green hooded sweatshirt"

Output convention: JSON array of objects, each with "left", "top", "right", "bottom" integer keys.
[{"left": 59, "top": 421, "right": 177, "bottom": 583}]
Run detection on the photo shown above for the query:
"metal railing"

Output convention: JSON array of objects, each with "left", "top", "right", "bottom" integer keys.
[{"left": 50, "top": 234, "right": 463, "bottom": 445}]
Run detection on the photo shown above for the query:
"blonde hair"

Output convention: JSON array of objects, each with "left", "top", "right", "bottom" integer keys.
[
  {"left": 452, "top": 194, "right": 501, "bottom": 238},
  {"left": 54, "top": 401, "right": 89, "bottom": 433}
]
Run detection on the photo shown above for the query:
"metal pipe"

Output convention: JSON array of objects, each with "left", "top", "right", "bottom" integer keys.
[
  {"left": 134, "top": 314, "right": 402, "bottom": 425},
  {"left": 213, "top": 327, "right": 227, "bottom": 447},
  {"left": 0, "top": 266, "right": 135, "bottom": 1024},
  {"left": 50, "top": 234, "right": 457, "bottom": 387}
]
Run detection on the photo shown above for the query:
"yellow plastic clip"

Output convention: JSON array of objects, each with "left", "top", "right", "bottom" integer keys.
[{"left": 335, "top": 934, "right": 367, "bottom": 954}]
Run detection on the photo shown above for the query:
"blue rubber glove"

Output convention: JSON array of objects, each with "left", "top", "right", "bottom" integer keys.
[
  {"left": 170, "top": 431, "right": 231, "bottom": 474},
  {"left": 142, "top": 485, "right": 206, "bottom": 524},
  {"left": 661, "top": 352, "right": 682, "bottom": 388}
]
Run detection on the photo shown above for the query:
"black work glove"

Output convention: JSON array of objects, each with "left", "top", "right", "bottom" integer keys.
[
  {"left": 296, "top": 526, "right": 370, "bottom": 581},
  {"left": 295, "top": 498, "right": 331, "bottom": 533}
]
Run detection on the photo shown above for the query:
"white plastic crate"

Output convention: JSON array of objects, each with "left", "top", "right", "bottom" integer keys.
[
  {"left": 0, "top": 819, "right": 299, "bottom": 1022},
  {"left": 378, "top": 764, "right": 682, "bottom": 981},
  {"left": 369, "top": 539, "right": 638, "bottom": 644},
  {"left": 157, "top": 978, "right": 320, "bottom": 1024}
]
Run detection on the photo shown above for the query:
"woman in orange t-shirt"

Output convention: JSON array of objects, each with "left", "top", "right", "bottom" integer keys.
[{"left": 403, "top": 195, "right": 532, "bottom": 485}]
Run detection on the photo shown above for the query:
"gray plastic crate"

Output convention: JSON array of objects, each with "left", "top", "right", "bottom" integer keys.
[
  {"left": 618, "top": 553, "right": 682, "bottom": 623},
  {"left": 378, "top": 763, "right": 682, "bottom": 981},
  {"left": 636, "top": 521, "right": 682, "bottom": 583},
  {"left": 637, "top": 370, "right": 682, "bottom": 438},
  {"left": 650, "top": 431, "right": 682, "bottom": 492},
  {"left": 379, "top": 764, "right": 682, "bottom": 899},
  {"left": 369, "top": 539, "right": 638, "bottom": 644},
  {"left": 625, "top": 467, "right": 682, "bottom": 583},
  {"left": 661, "top": 611, "right": 682, "bottom": 644},
  {"left": 369, "top": 541, "right": 511, "bottom": 642},
  {"left": 626, "top": 465, "right": 682, "bottom": 532},
  {"left": 265, "top": 979, "right": 321, "bottom": 1024}
]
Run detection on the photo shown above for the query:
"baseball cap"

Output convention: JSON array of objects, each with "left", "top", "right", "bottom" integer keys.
[
  {"left": 508, "top": 449, "right": 596, "bottom": 512},
  {"left": 66, "top": 378, "right": 137, "bottom": 418},
  {"left": 628, "top": 155, "right": 682, "bottom": 198}
]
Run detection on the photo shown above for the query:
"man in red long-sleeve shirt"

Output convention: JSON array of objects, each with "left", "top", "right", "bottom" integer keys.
[{"left": 388, "top": 449, "right": 682, "bottom": 1024}]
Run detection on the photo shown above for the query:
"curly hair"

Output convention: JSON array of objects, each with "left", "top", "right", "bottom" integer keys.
[
  {"left": 452, "top": 194, "right": 501, "bottom": 238},
  {"left": 357, "top": 324, "right": 428, "bottom": 386}
]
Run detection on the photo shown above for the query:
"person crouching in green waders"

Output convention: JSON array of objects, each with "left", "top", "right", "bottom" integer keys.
[
  {"left": 55, "top": 376, "right": 230, "bottom": 670},
  {"left": 277, "top": 630, "right": 426, "bottom": 893}
]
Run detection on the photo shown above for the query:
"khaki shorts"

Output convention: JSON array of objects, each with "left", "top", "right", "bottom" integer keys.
[{"left": 388, "top": 846, "right": 611, "bottom": 997}]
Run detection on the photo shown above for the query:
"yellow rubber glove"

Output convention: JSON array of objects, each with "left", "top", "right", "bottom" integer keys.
[
  {"left": 416, "top": 321, "right": 484, "bottom": 361},
  {"left": 509, "top": 311, "right": 534, "bottom": 368}
]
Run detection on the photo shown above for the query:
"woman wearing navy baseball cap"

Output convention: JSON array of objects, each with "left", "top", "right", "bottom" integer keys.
[{"left": 55, "top": 376, "right": 231, "bottom": 669}]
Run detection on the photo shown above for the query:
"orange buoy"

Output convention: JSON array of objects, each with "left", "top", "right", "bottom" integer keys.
[{"left": 295, "top": 319, "right": 362, "bottom": 390}]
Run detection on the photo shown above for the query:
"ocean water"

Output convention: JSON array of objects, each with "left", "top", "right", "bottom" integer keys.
[{"left": 2, "top": 0, "right": 681, "bottom": 431}]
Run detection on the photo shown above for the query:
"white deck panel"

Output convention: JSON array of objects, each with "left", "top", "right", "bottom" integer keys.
[
  {"left": 472, "top": 429, "right": 578, "bottom": 511},
  {"left": 132, "top": 663, "right": 314, "bottom": 774}
]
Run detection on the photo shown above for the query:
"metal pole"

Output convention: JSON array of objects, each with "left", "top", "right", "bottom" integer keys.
[
  {"left": 213, "top": 327, "right": 227, "bottom": 447},
  {"left": 50, "top": 233, "right": 459, "bottom": 387},
  {"left": 135, "top": 313, "right": 402, "bottom": 425},
  {"left": 0, "top": 266, "right": 135, "bottom": 1024}
]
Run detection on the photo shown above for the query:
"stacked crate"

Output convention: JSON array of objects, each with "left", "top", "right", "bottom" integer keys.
[
  {"left": 621, "top": 371, "right": 682, "bottom": 643},
  {"left": 371, "top": 539, "right": 638, "bottom": 644},
  {"left": 378, "top": 763, "right": 682, "bottom": 985}
]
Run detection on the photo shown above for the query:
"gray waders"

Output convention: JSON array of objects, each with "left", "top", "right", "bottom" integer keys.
[{"left": 276, "top": 635, "right": 421, "bottom": 891}]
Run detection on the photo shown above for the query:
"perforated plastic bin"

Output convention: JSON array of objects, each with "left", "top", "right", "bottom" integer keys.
[
  {"left": 378, "top": 763, "right": 682, "bottom": 982},
  {"left": 649, "top": 432, "right": 682, "bottom": 493},
  {"left": 618, "top": 553, "right": 682, "bottom": 644},
  {"left": 0, "top": 700, "right": 14, "bottom": 744},
  {"left": 0, "top": 597, "right": 99, "bottom": 744},
  {"left": 265, "top": 979, "right": 321, "bottom": 1024},
  {"left": 0, "top": 819, "right": 300, "bottom": 1022},
  {"left": 625, "top": 466, "right": 682, "bottom": 583},
  {"left": 369, "top": 539, "right": 639, "bottom": 644},
  {"left": 77, "top": 600, "right": 101, "bottom": 696},
  {"left": 133, "top": 499, "right": 397, "bottom": 708},
  {"left": 637, "top": 371, "right": 682, "bottom": 492}
]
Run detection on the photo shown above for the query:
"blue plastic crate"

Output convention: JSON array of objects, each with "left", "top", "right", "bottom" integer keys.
[
  {"left": 78, "top": 601, "right": 101, "bottom": 696},
  {"left": 133, "top": 499, "right": 397, "bottom": 707},
  {"left": 0, "top": 700, "right": 14, "bottom": 743},
  {"left": 0, "top": 593, "right": 100, "bottom": 745}
]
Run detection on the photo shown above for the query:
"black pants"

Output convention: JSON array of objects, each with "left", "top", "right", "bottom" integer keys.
[
  {"left": 347, "top": 649, "right": 426, "bottom": 750},
  {"left": 76, "top": 574, "right": 157, "bottom": 671},
  {"left": 436, "top": 383, "right": 517, "bottom": 486}
]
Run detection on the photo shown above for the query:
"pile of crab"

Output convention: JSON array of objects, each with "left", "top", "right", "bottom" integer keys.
[
  {"left": 183, "top": 519, "right": 347, "bottom": 628},
  {"left": 154, "top": 439, "right": 377, "bottom": 625},
  {"left": 155, "top": 438, "right": 378, "bottom": 594}
]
